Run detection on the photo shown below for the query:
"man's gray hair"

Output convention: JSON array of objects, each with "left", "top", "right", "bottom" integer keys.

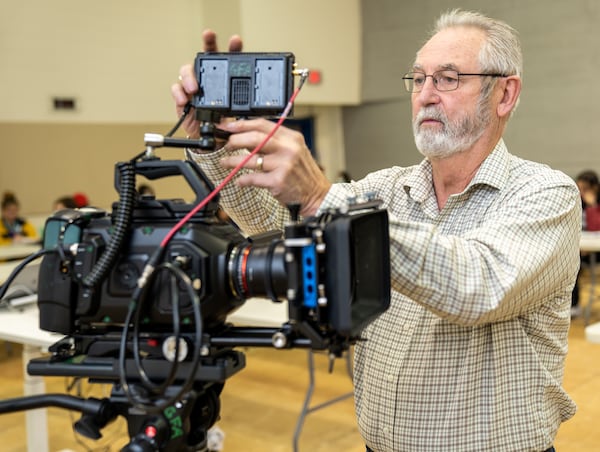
[
  {"left": 433, "top": 9, "right": 522, "bottom": 78},
  {"left": 433, "top": 9, "right": 522, "bottom": 110}
]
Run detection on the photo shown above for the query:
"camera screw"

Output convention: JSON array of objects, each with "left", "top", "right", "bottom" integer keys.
[
  {"left": 318, "top": 284, "right": 327, "bottom": 306},
  {"left": 272, "top": 332, "right": 288, "bottom": 349},
  {"left": 192, "top": 278, "right": 202, "bottom": 291},
  {"left": 287, "top": 288, "right": 296, "bottom": 300}
]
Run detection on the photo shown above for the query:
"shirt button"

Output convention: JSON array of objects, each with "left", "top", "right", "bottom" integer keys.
[
  {"left": 385, "top": 374, "right": 394, "bottom": 382},
  {"left": 382, "top": 427, "right": 390, "bottom": 437}
]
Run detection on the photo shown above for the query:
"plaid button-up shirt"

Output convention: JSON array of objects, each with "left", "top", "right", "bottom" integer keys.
[{"left": 189, "top": 138, "right": 580, "bottom": 451}]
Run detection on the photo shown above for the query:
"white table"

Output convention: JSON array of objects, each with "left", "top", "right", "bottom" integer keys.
[
  {"left": 0, "top": 260, "right": 21, "bottom": 282},
  {"left": 0, "top": 304, "right": 62, "bottom": 452},
  {"left": 0, "top": 243, "right": 41, "bottom": 262},
  {"left": 585, "top": 321, "right": 600, "bottom": 344},
  {"left": 1, "top": 249, "right": 58, "bottom": 452},
  {"left": 227, "top": 298, "right": 287, "bottom": 327},
  {"left": 580, "top": 231, "right": 600, "bottom": 327},
  {"left": 580, "top": 230, "right": 600, "bottom": 253},
  {"left": 582, "top": 231, "right": 600, "bottom": 344}
]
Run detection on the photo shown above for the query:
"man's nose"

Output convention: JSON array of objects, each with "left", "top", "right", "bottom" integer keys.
[{"left": 414, "top": 77, "right": 440, "bottom": 105}]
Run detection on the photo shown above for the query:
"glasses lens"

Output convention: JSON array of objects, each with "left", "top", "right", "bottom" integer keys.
[
  {"left": 403, "top": 70, "right": 462, "bottom": 92},
  {"left": 433, "top": 70, "right": 459, "bottom": 91},
  {"left": 403, "top": 72, "right": 425, "bottom": 92}
]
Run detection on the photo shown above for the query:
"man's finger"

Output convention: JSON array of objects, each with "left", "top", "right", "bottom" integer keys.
[
  {"left": 203, "top": 29, "right": 218, "bottom": 52},
  {"left": 229, "top": 35, "right": 243, "bottom": 52}
]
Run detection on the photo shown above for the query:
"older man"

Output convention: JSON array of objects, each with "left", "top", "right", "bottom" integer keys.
[{"left": 172, "top": 9, "right": 579, "bottom": 452}]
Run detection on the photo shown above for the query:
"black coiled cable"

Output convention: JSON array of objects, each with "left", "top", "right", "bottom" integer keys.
[{"left": 82, "top": 162, "right": 136, "bottom": 289}]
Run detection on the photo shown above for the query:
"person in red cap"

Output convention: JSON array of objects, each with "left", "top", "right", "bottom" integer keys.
[{"left": 72, "top": 192, "right": 89, "bottom": 208}]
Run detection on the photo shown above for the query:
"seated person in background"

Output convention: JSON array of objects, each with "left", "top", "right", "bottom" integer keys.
[
  {"left": 72, "top": 192, "right": 90, "bottom": 208},
  {"left": 0, "top": 191, "right": 39, "bottom": 245},
  {"left": 53, "top": 195, "right": 77, "bottom": 211},
  {"left": 336, "top": 170, "right": 353, "bottom": 183},
  {"left": 577, "top": 170, "right": 600, "bottom": 229},
  {"left": 137, "top": 183, "right": 156, "bottom": 197},
  {"left": 572, "top": 170, "right": 600, "bottom": 316}
]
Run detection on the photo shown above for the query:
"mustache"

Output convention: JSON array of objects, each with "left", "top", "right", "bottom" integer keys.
[{"left": 415, "top": 107, "right": 447, "bottom": 125}]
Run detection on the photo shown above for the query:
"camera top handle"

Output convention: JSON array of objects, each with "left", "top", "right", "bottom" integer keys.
[{"left": 116, "top": 158, "right": 219, "bottom": 216}]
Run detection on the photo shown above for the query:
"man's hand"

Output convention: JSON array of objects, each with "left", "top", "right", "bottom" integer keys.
[{"left": 218, "top": 118, "right": 332, "bottom": 217}]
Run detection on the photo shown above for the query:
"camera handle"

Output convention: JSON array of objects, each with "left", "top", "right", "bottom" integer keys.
[
  {"left": 120, "top": 158, "right": 218, "bottom": 210},
  {"left": 0, "top": 393, "right": 116, "bottom": 440}
]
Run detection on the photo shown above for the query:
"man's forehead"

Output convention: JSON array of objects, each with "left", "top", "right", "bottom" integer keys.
[
  {"left": 414, "top": 27, "right": 484, "bottom": 70},
  {"left": 412, "top": 62, "right": 460, "bottom": 72}
]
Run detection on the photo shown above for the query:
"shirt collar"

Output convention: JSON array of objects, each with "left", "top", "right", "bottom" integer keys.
[{"left": 404, "top": 139, "right": 510, "bottom": 203}]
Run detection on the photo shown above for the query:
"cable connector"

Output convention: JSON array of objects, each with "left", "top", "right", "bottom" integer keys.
[
  {"left": 137, "top": 263, "right": 156, "bottom": 289},
  {"left": 292, "top": 67, "right": 310, "bottom": 90},
  {"left": 137, "top": 247, "right": 166, "bottom": 289},
  {"left": 292, "top": 67, "right": 310, "bottom": 78}
]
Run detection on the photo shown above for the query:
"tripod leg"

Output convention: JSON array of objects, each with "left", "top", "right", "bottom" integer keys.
[
  {"left": 292, "top": 349, "right": 354, "bottom": 452},
  {"left": 292, "top": 349, "right": 316, "bottom": 452}
]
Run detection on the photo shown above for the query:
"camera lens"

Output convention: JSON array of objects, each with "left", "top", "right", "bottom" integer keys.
[{"left": 228, "top": 240, "right": 287, "bottom": 301}]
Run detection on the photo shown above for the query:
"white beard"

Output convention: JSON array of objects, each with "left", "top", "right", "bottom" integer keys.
[{"left": 413, "top": 101, "right": 490, "bottom": 159}]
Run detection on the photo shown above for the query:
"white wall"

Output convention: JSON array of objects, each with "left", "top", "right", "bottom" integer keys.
[
  {"left": 3, "top": 0, "right": 600, "bottom": 213},
  {"left": 0, "top": 0, "right": 356, "bottom": 212},
  {"left": 238, "top": 0, "right": 362, "bottom": 106},
  {"left": 0, "top": 0, "right": 362, "bottom": 123},
  {"left": 0, "top": 0, "right": 205, "bottom": 123}
]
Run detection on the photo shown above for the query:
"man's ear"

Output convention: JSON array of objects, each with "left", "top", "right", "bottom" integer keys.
[{"left": 497, "top": 76, "right": 521, "bottom": 118}]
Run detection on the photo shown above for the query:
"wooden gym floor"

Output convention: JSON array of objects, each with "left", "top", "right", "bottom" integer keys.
[{"left": 0, "top": 282, "right": 599, "bottom": 451}]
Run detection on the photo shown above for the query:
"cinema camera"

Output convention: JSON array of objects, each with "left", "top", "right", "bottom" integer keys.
[{"left": 0, "top": 52, "right": 391, "bottom": 451}]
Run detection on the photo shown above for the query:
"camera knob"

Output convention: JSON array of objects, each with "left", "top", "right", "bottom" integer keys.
[
  {"left": 162, "top": 336, "right": 189, "bottom": 362},
  {"left": 272, "top": 331, "right": 288, "bottom": 349}
]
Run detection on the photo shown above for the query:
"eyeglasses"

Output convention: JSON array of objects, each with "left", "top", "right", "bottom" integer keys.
[{"left": 402, "top": 70, "right": 507, "bottom": 93}]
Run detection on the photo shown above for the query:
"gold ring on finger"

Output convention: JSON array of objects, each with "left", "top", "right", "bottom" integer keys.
[{"left": 256, "top": 154, "right": 264, "bottom": 172}]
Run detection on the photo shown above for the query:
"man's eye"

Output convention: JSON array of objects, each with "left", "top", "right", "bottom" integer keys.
[
  {"left": 439, "top": 76, "right": 456, "bottom": 84},
  {"left": 413, "top": 76, "right": 426, "bottom": 85},
  {"left": 437, "top": 72, "right": 458, "bottom": 85}
]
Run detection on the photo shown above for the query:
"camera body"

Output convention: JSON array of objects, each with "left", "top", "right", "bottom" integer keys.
[
  {"left": 37, "top": 202, "right": 247, "bottom": 335},
  {"left": 37, "top": 159, "right": 390, "bottom": 347}
]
